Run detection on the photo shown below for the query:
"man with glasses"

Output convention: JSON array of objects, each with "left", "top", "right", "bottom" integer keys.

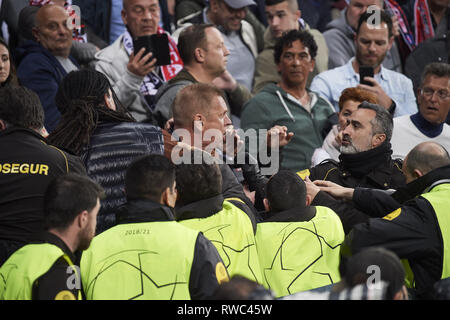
[{"left": 391, "top": 62, "right": 450, "bottom": 160}]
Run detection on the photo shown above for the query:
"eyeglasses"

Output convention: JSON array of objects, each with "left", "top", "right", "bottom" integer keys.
[{"left": 421, "top": 87, "right": 449, "bottom": 99}]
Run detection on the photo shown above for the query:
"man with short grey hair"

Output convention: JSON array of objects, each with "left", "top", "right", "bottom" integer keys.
[
  {"left": 391, "top": 62, "right": 450, "bottom": 160},
  {"left": 299, "top": 101, "right": 405, "bottom": 233},
  {"left": 94, "top": 0, "right": 183, "bottom": 122}
]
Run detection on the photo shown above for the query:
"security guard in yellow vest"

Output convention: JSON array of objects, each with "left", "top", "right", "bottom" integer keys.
[
  {"left": 0, "top": 174, "right": 103, "bottom": 300},
  {"left": 256, "top": 170, "right": 344, "bottom": 297},
  {"left": 316, "top": 142, "right": 450, "bottom": 299},
  {"left": 80, "top": 155, "right": 228, "bottom": 300},
  {"left": 175, "top": 151, "right": 263, "bottom": 284}
]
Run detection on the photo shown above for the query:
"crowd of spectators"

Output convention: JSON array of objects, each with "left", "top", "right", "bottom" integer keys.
[{"left": 0, "top": 0, "right": 449, "bottom": 301}]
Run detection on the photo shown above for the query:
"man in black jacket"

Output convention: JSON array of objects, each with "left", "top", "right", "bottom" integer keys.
[
  {"left": 301, "top": 101, "right": 406, "bottom": 233},
  {"left": 0, "top": 86, "right": 86, "bottom": 267},
  {"left": 316, "top": 141, "right": 450, "bottom": 299},
  {"left": 175, "top": 150, "right": 262, "bottom": 284}
]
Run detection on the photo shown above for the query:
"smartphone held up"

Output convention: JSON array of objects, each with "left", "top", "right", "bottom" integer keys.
[
  {"left": 359, "top": 65, "right": 374, "bottom": 86},
  {"left": 133, "top": 33, "right": 171, "bottom": 66}
]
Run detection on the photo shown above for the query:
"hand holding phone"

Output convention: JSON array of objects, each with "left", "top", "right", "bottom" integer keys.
[
  {"left": 133, "top": 33, "right": 171, "bottom": 66},
  {"left": 127, "top": 47, "right": 156, "bottom": 77},
  {"left": 359, "top": 65, "right": 374, "bottom": 86}
]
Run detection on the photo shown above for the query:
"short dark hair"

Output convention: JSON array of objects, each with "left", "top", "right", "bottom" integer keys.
[
  {"left": 405, "top": 142, "right": 450, "bottom": 176},
  {"left": 274, "top": 29, "right": 318, "bottom": 65},
  {"left": 125, "top": 154, "right": 176, "bottom": 202},
  {"left": 357, "top": 101, "right": 393, "bottom": 142},
  {"left": 356, "top": 8, "right": 393, "bottom": 38},
  {"left": 265, "top": 0, "right": 297, "bottom": 11},
  {"left": 0, "top": 85, "right": 44, "bottom": 130},
  {"left": 175, "top": 151, "right": 222, "bottom": 206},
  {"left": 342, "top": 247, "right": 405, "bottom": 300},
  {"left": 18, "top": 6, "right": 39, "bottom": 42},
  {"left": 420, "top": 62, "right": 450, "bottom": 87},
  {"left": 211, "top": 275, "right": 274, "bottom": 300},
  {"left": 44, "top": 174, "right": 104, "bottom": 230},
  {"left": 178, "top": 23, "right": 215, "bottom": 65},
  {"left": 266, "top": 170, "right": 306, "bottom": 212}
]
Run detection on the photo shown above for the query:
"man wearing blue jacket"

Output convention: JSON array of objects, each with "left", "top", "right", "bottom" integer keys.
[{"left": 16, "top": 4, "right": 79, "bottom": 133}]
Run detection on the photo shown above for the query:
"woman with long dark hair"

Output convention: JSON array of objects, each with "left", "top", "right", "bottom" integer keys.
[
  {"left": 49, "top": 69, "right": 164, "bottom": 233},
  {"left": 0, "top": 38, "right": 19, "bottom": 87}
]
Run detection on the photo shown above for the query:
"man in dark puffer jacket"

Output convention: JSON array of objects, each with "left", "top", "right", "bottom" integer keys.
[{"left": 48, "top": 69, "right": 164, "bottom": 234}]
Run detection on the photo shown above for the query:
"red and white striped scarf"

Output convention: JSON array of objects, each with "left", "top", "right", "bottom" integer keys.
[
  {"left": 414, "top": 0, "right": 435, "bottom": 45},
  {"left": 123, "top": 28, "right": 183, "bottom": 100}
]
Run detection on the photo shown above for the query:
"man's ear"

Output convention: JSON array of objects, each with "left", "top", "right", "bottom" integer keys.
[
  {"left": 263, "top": 198, "right": 270, "bottom": 212},
  {"left": 413, "top": 168, "right": 424, "bottom": 179},
  {"left": 387, "top": 34, "right": 394, "bottom": 51},
  {"left": 309, "top": 58, "right": 316, "bottom": 72},
  {"left": 372, "top": 133, "right": 386, "bottom": 148},
  {"left": 32, "top": 27, "right": 40, "bottom": 43},
  {"left": 296, "top": 10, "right": 301, "bottom": 20},
  {"left": 104, "top": 91, "right": 116, "bottom": 111},
  {"left": 209, "top": 0, "right": 219, "bottom": 13},
  {"left": 161, "top": 187, "right": 170, "bottom": 206},
  {"left": 77, "top": 210, "right": 89, "bottom": 229},
  {"left": 194, "top": 47, "right": 205, "bottom": 63},
  {"left": 161, "top": 186, "right": 177, "bottom": 207},
  {"left": 0, "top": 120, "right": 6, "bottom": 131},
  {"left": 193, "top": 114, "right": 205, "bottom": 131},
  {"left": 121, "top": 8, "right": 128, "bottom": 25}
]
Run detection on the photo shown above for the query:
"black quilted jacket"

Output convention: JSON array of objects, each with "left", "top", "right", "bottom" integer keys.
[{"left": 81, "top": 122, "right": 164, "bottom": 234}]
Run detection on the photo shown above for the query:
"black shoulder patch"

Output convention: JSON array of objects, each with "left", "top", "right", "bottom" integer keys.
[{"left": 393, "top": 158, "right": 403, "bottom": 172}]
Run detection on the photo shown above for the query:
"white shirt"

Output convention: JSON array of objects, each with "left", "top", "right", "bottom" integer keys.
[{"left": 391, "top": 115, "right": 450, "bottom": 160}]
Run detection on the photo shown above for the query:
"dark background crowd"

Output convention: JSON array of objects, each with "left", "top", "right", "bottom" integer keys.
[{"left": 0, "top": 0, "right": 449, "bottom": 301}]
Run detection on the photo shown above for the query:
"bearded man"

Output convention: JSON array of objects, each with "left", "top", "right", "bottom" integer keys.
[
  {"left": 310, "top": 8, "right": 417, "bottom": 118},
  {"left": 297, "top": 102, "right": 406, "bottom": 233}
]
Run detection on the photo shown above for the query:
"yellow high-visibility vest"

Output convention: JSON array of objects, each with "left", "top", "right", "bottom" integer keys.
[
  {"left": 0, "top": 243, "right": 81, "bottom": 300},
  {"left": 256, "top": 206, "right": 344, "bottom": 297},
  {"left": 81, "top": 221, "right": 199, "bottom": 300}
]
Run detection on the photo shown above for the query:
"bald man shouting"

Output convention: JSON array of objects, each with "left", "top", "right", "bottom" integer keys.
[{"left": 17, "top": 4, "right": 79, "bottom": 132}]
